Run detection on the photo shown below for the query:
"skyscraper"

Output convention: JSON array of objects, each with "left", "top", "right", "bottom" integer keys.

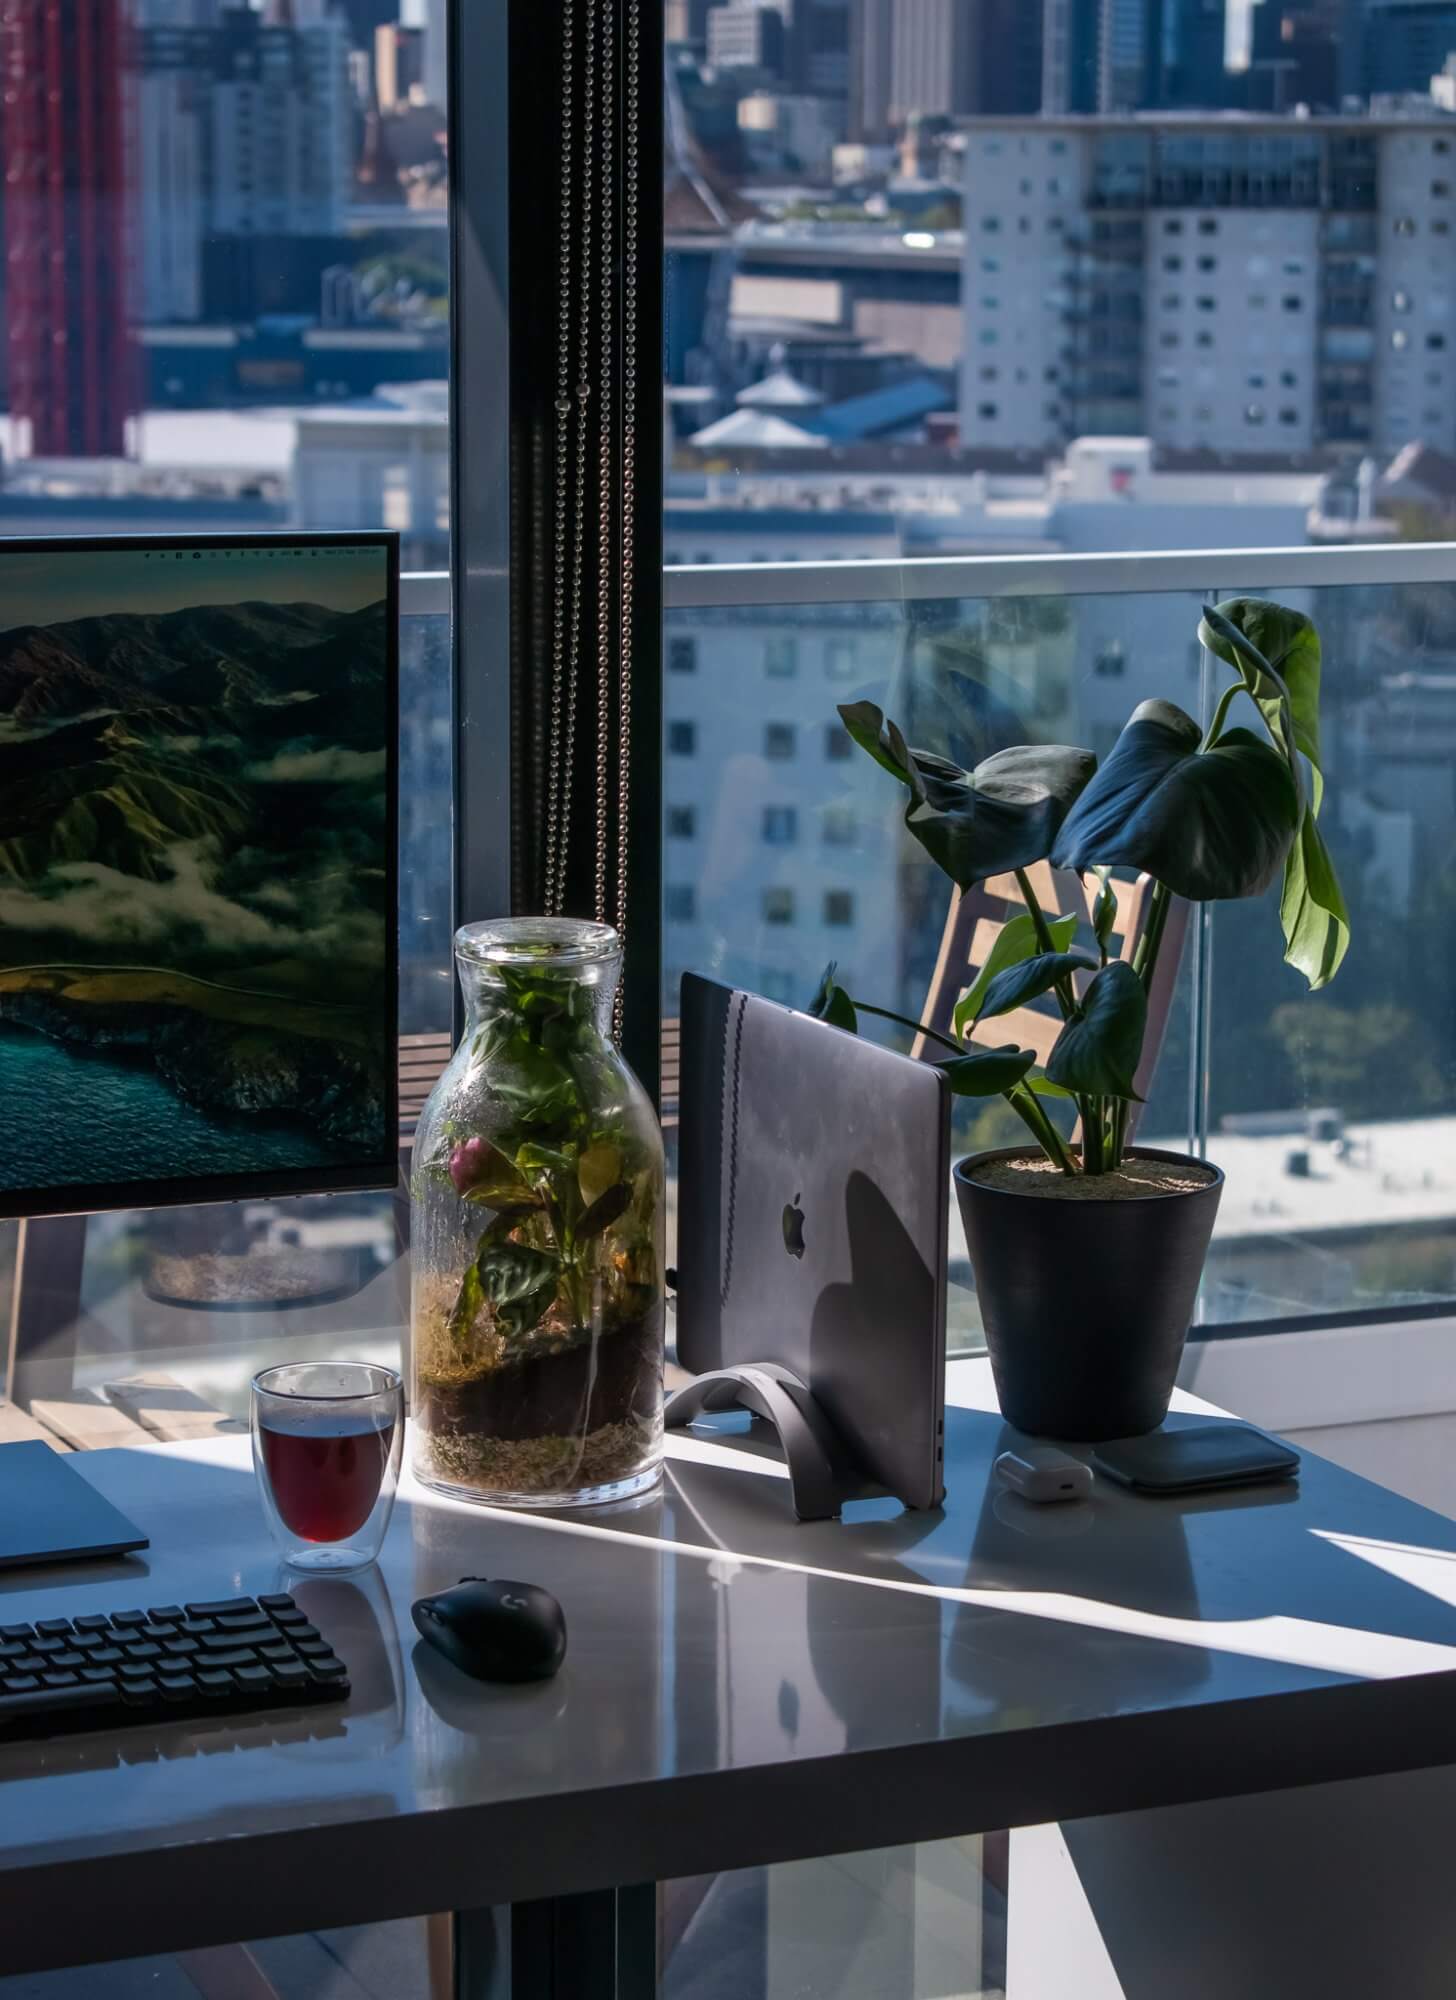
[
  {"left": 0, "top": 0, "right": 136, "bottom": 457},
  {"left": 1044, "top": 0, "right": 1106, "bottom": 111},
  {"left": 851, "top": 0, "right": 895, "bottom": 138}
]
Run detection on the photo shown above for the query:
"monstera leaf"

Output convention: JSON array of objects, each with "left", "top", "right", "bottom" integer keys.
[
  {"left": 808, "top": 963, "right": 858, "bottom": 1032},
  {"left": 839, "top": 701, "right": 1096, "bottom": 887},
  {"left": 1050, "top": 699, "right": 1299, "bottom": 901},
  {"left": 975, "top": 951, "right": 1097, "bottom": 1022},
  {"left": 1044, "top": 961, "right": 1148, "bottom": 1101},
  {"left": 935, "top": 1045, "right": 1037, "bottom": 1097},
  {"left": 1199, "top": 598, "right": 1349, "bottom": 989}
]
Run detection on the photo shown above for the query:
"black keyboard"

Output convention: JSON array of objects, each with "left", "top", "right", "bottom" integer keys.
[{"left": 0, "top": 1593, "right": 349, "bottom": 1739}]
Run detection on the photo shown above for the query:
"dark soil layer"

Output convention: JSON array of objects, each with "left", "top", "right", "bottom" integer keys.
[
  {"left": 415, "top": 1304, "right": 664, "bottom": 1443},
  {"left": 965, "top": 1154, "right": 1218, "bottom": 1202}
]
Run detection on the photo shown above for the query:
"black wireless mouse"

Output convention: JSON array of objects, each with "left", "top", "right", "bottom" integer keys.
[{"left": 411, "top": 1576, "right": 567, "bottom": 1684}]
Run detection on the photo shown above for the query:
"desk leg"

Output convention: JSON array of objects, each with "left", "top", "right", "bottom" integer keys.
[{"left": 453, "top": 1885, "right": 658, "bottom": 1999}]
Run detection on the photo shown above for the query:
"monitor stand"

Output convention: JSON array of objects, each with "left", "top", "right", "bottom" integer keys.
[{"left": 664, "top": 1363, "right": 872, "bottom": 1522}]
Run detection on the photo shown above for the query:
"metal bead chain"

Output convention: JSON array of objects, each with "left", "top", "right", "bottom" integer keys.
[
  {"left": 556, "top": 0, "right": 598, "bottom": 918},
  {"left": 615, "top": 0, "right": 640, "bottom": 967},
  {"left": 543, "top": 0, "right": 577, "bottom": 914},
  {"left": 593, "top": 0, "right": 616, "bottom": 928}
]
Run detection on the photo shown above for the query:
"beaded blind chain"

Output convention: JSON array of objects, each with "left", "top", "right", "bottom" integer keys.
[{"left": 543, "top": 0, "right": 641, "bottom": 1008}]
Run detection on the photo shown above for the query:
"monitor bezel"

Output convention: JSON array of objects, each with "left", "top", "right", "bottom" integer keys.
[{"left": 0, "top": 528, "right": 402, "bottom": 1220}]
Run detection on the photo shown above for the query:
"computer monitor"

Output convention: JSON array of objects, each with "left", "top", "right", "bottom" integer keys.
[
  {"left": 674, "top": 973, "right": 950, "bottom": 1512},
  {"left": 0, "top": 533, "right": 399, "bottom": 1217}
]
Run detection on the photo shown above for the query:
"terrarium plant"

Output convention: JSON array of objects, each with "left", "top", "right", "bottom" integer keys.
[
  {"left": 411, "top": 920, "right": 664, "bottom": 1506},
  {"left": 813, "top": 597, "right": 1350, "bottom": 1438}
]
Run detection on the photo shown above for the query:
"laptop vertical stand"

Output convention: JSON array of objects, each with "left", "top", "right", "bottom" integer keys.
[{"left": 664, "top": 1362, "right": 873, "bottom": 1522}]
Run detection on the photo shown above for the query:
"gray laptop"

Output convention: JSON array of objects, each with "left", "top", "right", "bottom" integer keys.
[{"left": 676, "top": 974, "right": 950, "bottom": 1510}]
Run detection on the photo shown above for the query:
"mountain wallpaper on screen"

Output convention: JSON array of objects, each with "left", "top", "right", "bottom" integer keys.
[{"left": 0, "top": 595, "right": 392, "bottom": 1193}]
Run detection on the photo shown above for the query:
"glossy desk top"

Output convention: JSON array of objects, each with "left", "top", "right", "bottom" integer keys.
[{"left": 6, "top": 1361, "right": 1456, "bottom": 1972}]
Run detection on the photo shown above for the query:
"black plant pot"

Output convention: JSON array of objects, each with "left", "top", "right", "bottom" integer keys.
[{"left": 954, "top": 1146, "right": 1224, "bottom": 1442}]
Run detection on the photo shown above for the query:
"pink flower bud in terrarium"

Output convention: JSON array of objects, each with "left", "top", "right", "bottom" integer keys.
[{"left": 449, "top": 1136, "right": 490, "bottom": 1196}]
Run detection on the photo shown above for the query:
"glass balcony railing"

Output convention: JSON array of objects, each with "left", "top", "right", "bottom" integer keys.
[{"left": 661, "top": 543, "right": 1456, "bottom": 1351}]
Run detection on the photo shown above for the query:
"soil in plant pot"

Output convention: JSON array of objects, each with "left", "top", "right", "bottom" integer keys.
[
  {"left": 413, "top": 1300, "right": 664, "bottom": 1497},
  {"left": 965, "top": 1154, "right": 1219, "bottom": 1202}
]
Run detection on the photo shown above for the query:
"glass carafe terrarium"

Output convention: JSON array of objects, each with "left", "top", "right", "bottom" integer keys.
[{"left": 410, "top": 918, "right": 664, "bottom": 1507}]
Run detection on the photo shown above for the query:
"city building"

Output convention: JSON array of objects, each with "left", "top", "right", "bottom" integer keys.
[
  {"left": 374, "top": 24, "right": 425, "bottom": 111},
  {"left": 957, "top": 113, "right": 1456, "bottom": 462},
  {"left": 708, "top": 2, "right": 788, "bottom": 75},
  {"left": 738, "top": 91, "right": 845, "bottom": 174},
  {"left": 1362, "top": 0, "right": 1456, "bottom": 96},
  {"left": 0, "top": 0, "right": 136, "bottom": 457}
]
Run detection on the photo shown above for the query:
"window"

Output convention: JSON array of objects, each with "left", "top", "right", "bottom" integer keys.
[
  {"left": 1282, "top": 296, "right": 1303, "bottom": 313},
  {"left": 979, "top": 330, "right": 999, "bottom": 347},
  {"left": 1160, "top": 331, "right": 1181, "bottom": 349},
  {"left": 1280, "top": 370, "right": 1299, "bottom": 387},
  {"left": 762, "top": 806, "right": 798, "bottom": 845},
  {"left": 977, "top": 402, "right": 999, "bottom": 420},
  {"left": 1198, "top": 254, "right": 1218, "bottom": 273},
  {"left": 980, "top": 256, "right": 1000, "bottom": 272},
  {"left": 982, "top": 216, "right": 1001, "bottom": 233},
  {"left": 765, "top": 637, "right": 798, "bottom": 678},
  {"left": 1434, "top": 182, "right": 1451, "bottom": 198},
  {"left": 1161, "top": 294, "right": 1182, "bottom": 312},
  {"left": 1392, "top": 290, "right": 1413, "bottom": 313},
  {"left": 1163, "top": 255, "right": 1183, "bottom": 272},
  {"left": 764, "top": 723, "right": 796, "bottom": 760},
  {"left": 1195, "top": 331, "right": 1214, "bottom": 348},
  {"left": 762, "top": 887, "right": 794, "bottom": 925},
  {"left": 1164, "top": 218, "right": 1183, "bottom": 234},
  {"left": 1249, "top": 294, "right": 1268, "bottom": 309},
  {"left": 667, "top": 805, "right": 696, "bottom": 839},
  {"left": 1278, "top": 407, "right": 1300, "bottom": 426},
  {"left": 1430, "top": 333, "right": 1448, "bottom": 350},
  {"left": 1093, "top": 642, "right": 1125, "bottom": 678},
  {"left": 824, "top": 640, "right": 856, "bottom": 680},
  {"left": 825, "top": 724, "right": 852, "bottom": 762},
  {"left": 979, "top": 365, "right": 999, "bottom": 382},
  {"left": 1196, "top": 297, "right": 1216, "bottom": 312},
  {"left": 1395, "top": 217, "right": 1417, "bottom": 235},
  {"left": 665, "top": 884, "right": 697, "bottom": 923},
  {"left": 981, "top": 295, "right": 1001, "bottom": 311},
  {"left": 1247, "top": 373, "right": 1266, "bottom": 390},
  {"left": 668, "top": 636, "right": 697, "bottom": 674},
  {"left": 823, "top": 890, "right": 855, "bottom": 927},
  {"left": 1245, "top": 404, "right": 1267, "bottom": 425},
  {"left": 1197, "top": 217, "right": 1218, "bottom": 235},
  {"left": 822, "top": 803, "right": 854, "bottom": 846},
  {"left": 669, "top": 720, "right": 697, "bottom": 755},
  {"left": 1392, "top": 329, "right": 1411, "bottom": 350}
]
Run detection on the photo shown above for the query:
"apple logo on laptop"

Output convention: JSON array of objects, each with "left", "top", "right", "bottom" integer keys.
[{"left": 782, "top": 1193, "right": 806, "bottom": 1260}]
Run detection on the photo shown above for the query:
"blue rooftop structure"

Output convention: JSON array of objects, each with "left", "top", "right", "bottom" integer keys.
[{"left": 808, "top": 376, "right": 952, "bottom": 442}]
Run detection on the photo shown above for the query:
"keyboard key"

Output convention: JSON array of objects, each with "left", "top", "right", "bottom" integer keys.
[
  {"left": 120, "top": 1679, "right": 157, "bottom": 1704},
  {"left": 0, "top": 1642, "right": 27, "bottom": 1661},
  {"left": 74, "top": 1615, "right": 110, "bottom": 1634},
  {"left": 50, "top": 1652, "right": 84, "bottom": 1670},
  {"left": 80, "top": 1668, "right": 117, "bottom": 1686},
  {"left": 178, "top": 1619, "right": 217, "bottom": 1638},
  {"left": 118, "top": 1662, "right": 154, "bottom": 1681},
  {"left": 200, "top": 1630, "right": 269, "bottom": 1654},
  {"left": 196, "top": 1669, "right": 233, "bottom": 1695},
  {"left": 259, "top": 1642, "right": 293, "bottom": 1662},
  {"left": 268, "top": 1607, "right": 308, "bottom": 1628},
  {"left": 291, "top": 1625, "right": 321, "bottom": 1645},
  {"left": 147, "top": 1606, "right": 184, "bottom": 1625},
  {"left": 0, "top": 1625, "right": 33, "bottom": 1642},
  {"left": 110, "top": 1610, "right": 146, "bottom": 1630},
  {"left": 188, "top": 1647, "right": 260, "bottom": 1671},
  {"left": 11, "top": 1655, "right": 44, "bottom": 1675},
  {"left": 233, "top": 1665, "right": 272, "bottom": 1690},
  {"left": 269, "top": 1659, "right": 309, "bottom": 1686},
  {"left": 307, "top": 1657, "right": 347, "bottom": 1681},
  {"left": 0, "top": 1684, "right": 115, "bottom": 1725},
  {"left": 71, "top": 1631, "right": 105, "bottom": 1652},
  {"left": 216, "top": 1612, "right": 275, "bottom": 1634},
  {"left": 157, "top": 1675, "right": 194, "bottom": 1701},
  {"left": 124, "top": 1642, "right": 162, "bottom": 1661},
  {"left": 297, "top": 1641, "right": 331, "bottom": 1659},
  {"left": 2, "top": 1676, "right": 38, "bottom": 1693},
  {"left": 91, "top": 1648, "right": 123, "bottom": 1666},
  {"left": 164, "top": 1636, "right": 199, "bottom": 1658},
  {"left": 35, "top": 1619, "right": 72, "bottom": 1637},
  {"left": 31, "top": 1636, "right": 65, "bottom": 1655},
  {"left": 41, "top": 1671, "right": 79, "bottom": 1688},
  {"left": 258, "top": 1594, "right": 295, "bottom": 1612},
  {"left": 184, "top": 1598, "right": 258, "bottom": 1619}
]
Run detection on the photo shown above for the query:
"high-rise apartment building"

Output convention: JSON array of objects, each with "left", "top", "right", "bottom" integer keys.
[
  {"left": 959, "top": 115, "right": 1456, "bottom": 463},
  {"left": 1361, "top": 0, "right": 1456, "bottom": 96},
  {"left": 0, "top": 0, "right": 136, "bottom": 456}
]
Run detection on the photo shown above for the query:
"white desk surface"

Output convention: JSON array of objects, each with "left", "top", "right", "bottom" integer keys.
[{"left": 3, "top": 1360, "right": 1456, "bottom": 1974}]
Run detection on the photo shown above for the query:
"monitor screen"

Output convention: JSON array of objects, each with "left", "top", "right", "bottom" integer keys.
[{"left": 0, "top": 534, "right": 399, "bottom": 1216}]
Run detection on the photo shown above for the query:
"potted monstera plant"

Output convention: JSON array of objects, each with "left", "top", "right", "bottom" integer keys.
[{"left": 813, "top": 598, "right": 1349, "bottom": 1439}]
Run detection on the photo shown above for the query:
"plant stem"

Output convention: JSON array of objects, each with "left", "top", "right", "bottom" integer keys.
[
  {"left": 1079, "top": 1095, "right": 1106, "bottom": 1173},
  {"left": 850, "top": 997, "right": 964, "bottom": 1056},
  {"left": 1015, "top": 867, "right": 1075, "bottom": 1020},
  {"left": 1008, "top": 1086, "right": 1079, "bottom": 1175},
  {"left": 1203, "top": 679, "right": 1241, "bottom": 748}
]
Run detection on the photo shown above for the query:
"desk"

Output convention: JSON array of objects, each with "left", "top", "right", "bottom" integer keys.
[{"left": 4, "top": 1361, "right": 1456, "bottom": 1996}]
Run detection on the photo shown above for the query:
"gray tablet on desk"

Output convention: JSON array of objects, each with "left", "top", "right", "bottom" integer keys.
[
  {"left": 676, "top": 973, "right": 950, "bottom": 1510},
  {"left": 0, "top": 1442, "right": 149, "bottom": 1568}
]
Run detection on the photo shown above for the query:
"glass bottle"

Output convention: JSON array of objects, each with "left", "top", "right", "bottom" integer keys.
[{"left": 410, "top": 918, "right": 664, "bottom": 1507}]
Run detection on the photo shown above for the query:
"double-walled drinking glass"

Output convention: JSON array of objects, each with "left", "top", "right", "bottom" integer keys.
[{"left": 251, "top": 1362, "right": 404, "bottom": 1573}]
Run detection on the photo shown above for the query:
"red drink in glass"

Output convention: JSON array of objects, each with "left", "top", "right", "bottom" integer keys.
[
  {"left": 259, "top": 1416, "right": 397, "bottom": 1542},
  {"left": 252, "top": 1361, "right": 404, "bottom": 1573}
]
